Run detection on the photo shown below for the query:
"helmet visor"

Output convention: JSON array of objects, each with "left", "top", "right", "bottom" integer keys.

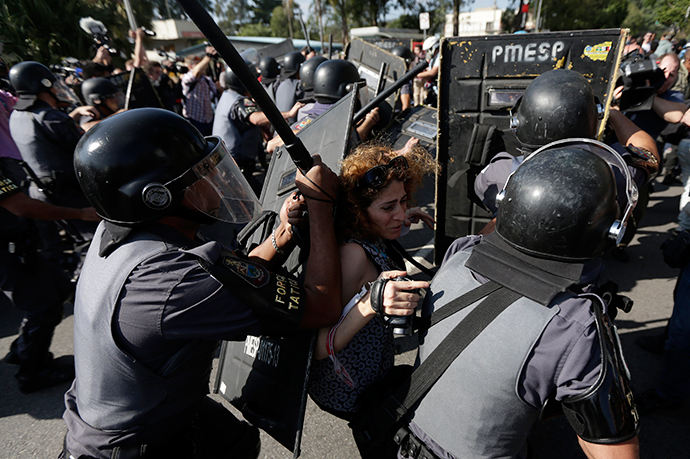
[
  {"left": 178, "top": 137, "right": 262, "bottom": 224},
  {"left": 52, "top": 77, "right": 82, "bottom": 106}
]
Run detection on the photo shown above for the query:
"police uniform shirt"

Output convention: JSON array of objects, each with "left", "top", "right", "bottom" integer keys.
[
  {"left": 9, "top": 100, "right": 84, "bottom": 179},
  {"left": 274, "top": 78, "right": 304, "bottom": 123},
  {"left": 0, "top": 163, "right": 24, "bottom": 235}
]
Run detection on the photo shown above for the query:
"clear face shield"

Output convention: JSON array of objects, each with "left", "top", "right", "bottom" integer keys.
[
  {"left": 498, "top": 138, "right": 638, "bottom": 246},
  {"left": 51, "top": 77, "right": 82, "bottom": 107},
  {"left": 173, "top": 137, "right": 263, "bottom": 224}
]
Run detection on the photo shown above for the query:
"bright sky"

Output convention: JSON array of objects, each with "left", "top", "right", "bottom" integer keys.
[{"left": 294, "top": 0, "right": 516, "bottom": 22}]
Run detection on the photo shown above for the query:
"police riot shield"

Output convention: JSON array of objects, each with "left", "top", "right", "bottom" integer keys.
[
  {"left": 364, "top": 38, "right": 411, "bottom": 52},
  {"left": 107, "top": 68, "right": 163, "bottom": 109},
  {"left": 385, "top": 105, "right": 438, "bottom": 156},
  {"left": 435, "top": 29, "right": 626, "bottom": 265},
  {"left": 258, "top": 38, "right": 296, "bottom": 60},
  {"left": 347, "top": 38, "right": 408, "bottom": 127},
  {"left": 213, "top": 89, "right": 358, "bottom": 458}
]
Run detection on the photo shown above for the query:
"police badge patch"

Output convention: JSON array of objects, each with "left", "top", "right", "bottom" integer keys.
[{"left": 221, "top": 253, "right": 270, "bottom": 288}]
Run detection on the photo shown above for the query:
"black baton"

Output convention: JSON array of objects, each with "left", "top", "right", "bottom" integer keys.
[{"left": 353, "top": 60, "right": 429, "bottom": 124}]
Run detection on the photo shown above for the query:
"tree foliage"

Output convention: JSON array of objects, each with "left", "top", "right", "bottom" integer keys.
[
  {"left": 538, "top": 0, "right": 629, "bottom": 31},
  {"left": 151, "top": 0, "right": 213, "bottom": 20},
  {"left": 393, "top": 0, "right": 452, "bottom": 34},
  {"left": 0, "top": 0, "right": 155, "bottom": 65}
]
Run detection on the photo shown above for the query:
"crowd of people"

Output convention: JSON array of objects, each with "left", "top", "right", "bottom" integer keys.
[{"left": 1, "top": 24, "right": 690, "bottom": 459}]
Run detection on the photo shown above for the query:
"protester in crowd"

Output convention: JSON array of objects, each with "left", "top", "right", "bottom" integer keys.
[
  {"left": 308, "top": 140, "right": 434, "bottom": 457},
  {"left": 181, "top": 46, "right": 219, "bottom": 135}
]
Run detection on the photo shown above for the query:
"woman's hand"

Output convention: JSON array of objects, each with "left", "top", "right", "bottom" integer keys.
[
  {"left": 374, "top": 270, "right": 429, "bottom": 317},
  {"left": 405, "top": 207, "right": 435, "bottom": 230},
  {"left": 397, "top": 137, "right": 420, "bottom": 156}
]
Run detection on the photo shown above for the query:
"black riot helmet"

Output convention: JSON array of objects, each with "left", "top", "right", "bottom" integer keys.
[
  {"left": 281, "top": 51, "right": 306, "bottom": 78},
  {"left": 10, "top": 61, "right": 81, "bottom": 110},
  {"left": 495, "top": 139, "right": 638, "bottom": 261},
  {"left": 9, "top": 61, "right": 55, "bottom": 95},
  {"left": 74, "top": 108, "right": 261, "bottom": 225},
  {"left": 299, "top": 55, "right": 328, "bottom": 93},
  {"left": 312, "top": 59, "right": 363, "bottom": 104},
  {"left": 225, "top": 60, "right": 257, "bottom": 94},
  {"left": 258, "top": 56, "right": 280, "bottom": 81},
  {"left": 510, "top": 69, "right": 600, "bottom": 152},
  {"left": 80, "top": 77, "right": 124, "bottom": 112},
  {"left": 391, "top": 45, "right": 413, "bottom": 65}
]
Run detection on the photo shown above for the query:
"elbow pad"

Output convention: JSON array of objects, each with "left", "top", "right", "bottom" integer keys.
[
  {"left": 199, "top": 250, "right": 306, "bottom": 336},
  {"left": 561, "top": 294, "right": 640, "bottom": 444}
]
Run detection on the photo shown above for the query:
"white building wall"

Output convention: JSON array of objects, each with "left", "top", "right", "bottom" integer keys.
[{"left": 444, "top": 7, "right": 502, "bottom": 37}]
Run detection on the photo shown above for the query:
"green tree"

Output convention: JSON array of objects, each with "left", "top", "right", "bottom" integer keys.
[
  {"left": 393, "top": 0, "right": 451, "bottom": 34},
  {"left": 0, "top": 0, "right": 155, "bottom": 65},
  {"left": 251, "top": 0, "right": 282, "bottom": 25},
  {"left": 215, "top": 0, "right": 251, "bottom": 34},
  {"left": 639, "top": 0, "right": 690, "bottom": 36},
  {"left": 151, "top": 0, "right": 212, "bottom": 20},
  {"left": 621, "top": 0, "right": 659, "bottom": 38},
  {"left": 239, "top": 22, "right": 274, "bottom": 36},
  {"left": 328, "top": 0, "right": 352, "bottom": 45},
  {"left": 270, "top": 5, "right": 304, "bottom": 39},
  {"left": 538, "top": 0, "right": 629, "bottom": 31}
]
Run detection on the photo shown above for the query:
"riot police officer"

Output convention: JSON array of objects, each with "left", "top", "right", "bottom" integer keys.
[
  {"left": 267, "top": 59, "right": 378, "bottom": 154},
  {"left": 8, "top": 62, "right": 96, "bottom": 211},
  {"left": 270, "top": 51, "right": 305, "bottom": 124},
  {"left": 474, "top": 69, "right": 659, "bottom": 217},
  {"left": 78, "top": 77, "right": 125, "bottom": 130},
  {"left": 296, "top": 55, "right": 327, "bottom": 118},
  {"left": 61, "top": 108, "right": 342, "bottom": 459},
  {"left": 258, "top": 56, "right": 280, "bottom": 99},
  {"left": 212, "top": 63, "right": 302, "bottom": 191},
  {"left": 0, "top": 159, "right": 98, "bottom": 394},
  {"left": 8, "top": 61, "right": 100, "bottom": 260},
  {"left": 394, "top": 141, "right": 640, "bottom": 459}
]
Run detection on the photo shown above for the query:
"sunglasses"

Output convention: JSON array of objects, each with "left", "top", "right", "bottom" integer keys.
[{"left": 358, "top": 156, "right": 409, "bottom": 188}]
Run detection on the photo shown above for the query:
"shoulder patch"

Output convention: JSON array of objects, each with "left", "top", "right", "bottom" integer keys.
[
  {"left": 220, "top": 253, "right": 270, "bottom": 288},
  {"left": 624, "top": 145, "right": 657, "bottom": 164}
]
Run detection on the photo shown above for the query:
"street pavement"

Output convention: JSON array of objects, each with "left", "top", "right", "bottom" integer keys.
[{"left": 1, "top": 175, "right": 689, "bottom": 458}]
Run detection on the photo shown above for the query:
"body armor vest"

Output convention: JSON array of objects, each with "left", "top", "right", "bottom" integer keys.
[
  {"left": 73, "top": 223, "right": 217, "bottom": 431},
  {"left": 411, "top": 249, "right": 561, "bottom": 459}
]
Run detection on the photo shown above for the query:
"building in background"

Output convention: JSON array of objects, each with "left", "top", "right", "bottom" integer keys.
[{"left": 444, "top": 6, "right": 503, "bottom": 36}]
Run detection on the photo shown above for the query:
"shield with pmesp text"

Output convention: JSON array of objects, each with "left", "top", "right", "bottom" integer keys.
[{"left": 434, "top": 28, "right": 625, "bottom": 265}]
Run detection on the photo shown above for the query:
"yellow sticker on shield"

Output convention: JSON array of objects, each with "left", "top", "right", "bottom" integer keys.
[{"left": 584, "top": 42, "right": 612, "bottom": 61}]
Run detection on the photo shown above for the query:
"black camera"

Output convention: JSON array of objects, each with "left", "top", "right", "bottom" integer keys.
[
  {"left": 382, "top": 276, "right": 423, "bottom": 336},
  {"left": 617, "top": 51, "right": 666, "bottom": 112},
  {"left": 79, "top": 17, "right": 117, "bottom": 55}
]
